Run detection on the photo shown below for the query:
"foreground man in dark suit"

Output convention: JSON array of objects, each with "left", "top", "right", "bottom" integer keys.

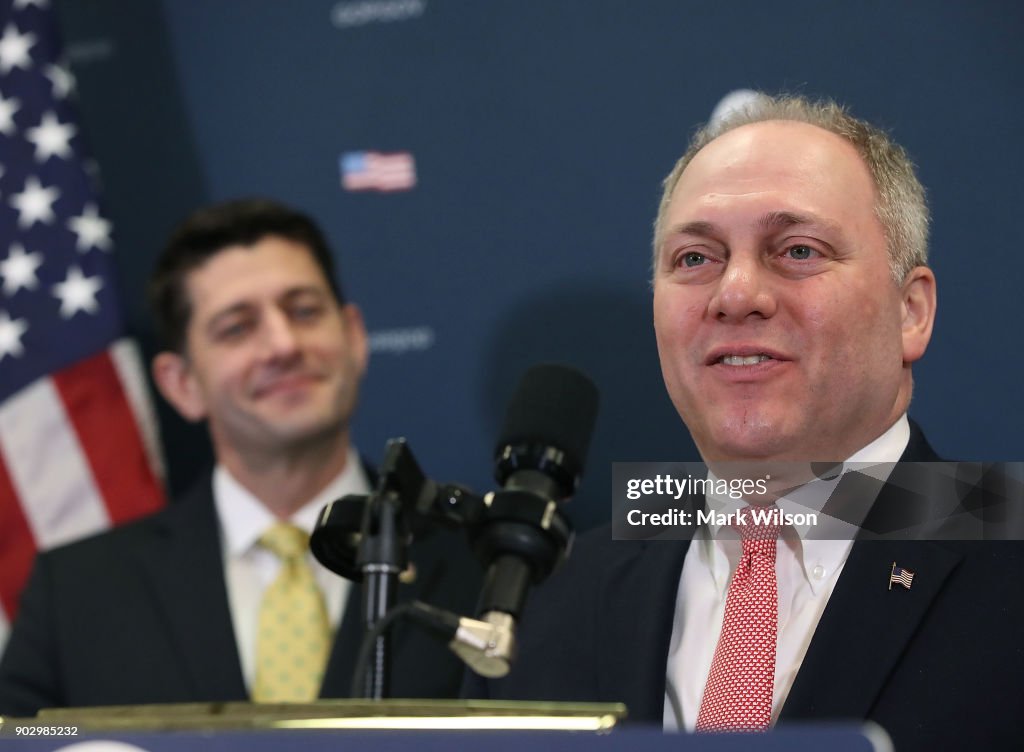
[
  {"left": 469, "top": 95, "right": 1023, "bottom": 749},
  {"left": 0, "top": 199, "right": 479, "bottom": 716}
]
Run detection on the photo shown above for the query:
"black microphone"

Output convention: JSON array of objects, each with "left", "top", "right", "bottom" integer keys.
[{"left": 454, "top": 364, "right": 599, "bottom": 677}]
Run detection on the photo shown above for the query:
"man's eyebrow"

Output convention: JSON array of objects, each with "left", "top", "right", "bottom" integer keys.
[
  {"left": 281, "top": 286, "right": 328, "bottom": 302},
  {"left": 757, "top": 210, "right": 842, "bottom": 235},
  {"left": 205, "top": 302, "right": 253, "bottom": 331},
  {"left": 665, "top": 220, "right": 717, "bottom": 238},
  {"left": 666, "top": 212, "right": 843, "bottom": 237}
]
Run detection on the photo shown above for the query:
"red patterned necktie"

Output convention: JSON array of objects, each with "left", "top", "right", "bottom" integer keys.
[{"left": 696, "top": 508, "right": 780, "bottom": 731}]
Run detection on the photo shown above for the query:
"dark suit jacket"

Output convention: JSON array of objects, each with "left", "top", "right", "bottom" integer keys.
[
  {"left": 0, "top": 475, "right": 482, "bottom": 717},
  {"left": 467, "top": 425, "right": 1024, "bottom": 751}
]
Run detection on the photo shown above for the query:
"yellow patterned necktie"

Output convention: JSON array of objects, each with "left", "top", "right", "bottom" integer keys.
[{"left": 252, "top": 523, "right": 331, "bottom": 703}]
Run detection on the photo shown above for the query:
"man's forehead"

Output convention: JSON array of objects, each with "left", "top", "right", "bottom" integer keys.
[
  {"left": 667, "top": 120, "right": 877, "bottom": 216},
  {"left": 184, "top": 239, "right": 332, "bottom": 317},
  {"left": 680, "top": 120, "right": 869, "bottom": 187}
]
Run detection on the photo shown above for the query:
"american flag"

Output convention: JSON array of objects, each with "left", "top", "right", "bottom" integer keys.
[
  {"left": 889, "top": 563, "right": 915, "bottom": 590},
  {"left": 340, "top": 150, "right": 416, "bottom": 192},
  {"left": 0, "top": 0, "right": 165, "bottom": 648}
]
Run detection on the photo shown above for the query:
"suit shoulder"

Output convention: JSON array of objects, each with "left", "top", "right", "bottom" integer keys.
[
  {"left": 529, "top": 523, "right": 645, "bottom": 600},
  {"left": 567, "top": 523, "right": 649, "bottom": 568},
  {"left": 38, "top": 486, "right": 210, "bottom": 572}
]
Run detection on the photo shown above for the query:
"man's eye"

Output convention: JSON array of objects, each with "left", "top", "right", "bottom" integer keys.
[
  {"left": 681, "top": 251, "right": 707, "bottom": 268},
  {"left": 785, "top": 245, "right": 816, "bottom": 260},
  {"left": 291, "top": 305, "right": 324, "bottom": 321},
  {"left": 216, "top": 321, "right": 250, "bottom": 340}
]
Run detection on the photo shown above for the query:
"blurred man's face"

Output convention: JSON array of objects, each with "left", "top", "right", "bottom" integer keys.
[
  {"left": 653, "top": 121, "right": 933, "bottom": 463},
  {"left": 166, "top": 236, "right": 367, "bottom": 460}
]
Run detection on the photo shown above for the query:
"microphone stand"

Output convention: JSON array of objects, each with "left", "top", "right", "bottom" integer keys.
[
  {"left": 356, "top": 486, "right": 403, "bottom": 699},
  {"left": 352, "top": 439, "right": 422, "bottom": 699},
  {"left": 348, "top": 438, "right": 451, "bottom": 698}
]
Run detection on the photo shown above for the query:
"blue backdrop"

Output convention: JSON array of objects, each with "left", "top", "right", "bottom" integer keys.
[{"left": 54, "top": 0, "right": 1024, "bottom": 528}]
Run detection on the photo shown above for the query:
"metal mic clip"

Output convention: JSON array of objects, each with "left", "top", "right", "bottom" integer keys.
[{"left": 449, "top": 611, "right": 516, "bottom": 678}]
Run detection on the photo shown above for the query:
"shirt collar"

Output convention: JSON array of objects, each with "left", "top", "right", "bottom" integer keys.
[
  {"left": 847, "top": 413, "right": 910, "bottom": 465},
  {"left": 214, "top": 446, "right": 372, "bottom": 558}
]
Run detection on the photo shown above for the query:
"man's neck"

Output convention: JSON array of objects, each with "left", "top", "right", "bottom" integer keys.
[
  {"left": 216, "top": 433, "right": 353, "bottom": 519},
  {"left": 702, "top": 415, "right": 911, "bottom": 502}
]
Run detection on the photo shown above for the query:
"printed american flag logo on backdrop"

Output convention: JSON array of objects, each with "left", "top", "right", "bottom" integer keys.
[
  {"left": 0, "top": 0, "right": 165, "bottom": 647},
  {"left": 340, "top": 150, "right": 416, "bottom": 192}
]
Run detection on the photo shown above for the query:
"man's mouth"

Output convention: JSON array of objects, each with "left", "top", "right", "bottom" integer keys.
[
  {"left": 718, "top": 354, "right": 776, "bottom": 366},
  {"left": 253, "top": 373, "right": 319, "bottom": 397}
]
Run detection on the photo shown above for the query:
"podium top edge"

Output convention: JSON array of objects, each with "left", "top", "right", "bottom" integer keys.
[{"left": 15, "top": 699, "right": 628, "bottom": 733}]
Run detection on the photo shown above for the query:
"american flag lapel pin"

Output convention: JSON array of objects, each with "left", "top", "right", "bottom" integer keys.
[{"left": 889, "top": 562, "right": 915, "bottom": 590}]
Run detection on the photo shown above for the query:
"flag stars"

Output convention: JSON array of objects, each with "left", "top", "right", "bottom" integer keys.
[
  {"left": 14, "top": 0, "right": 52, "bottom": 9},
  {"left": 0, "top": 309, "right": 28, "bottom": 360},
  {"left": 10, "top": 175, "right": 59, "bottom": 228},
  {"left": 0, "top": 24, "right": 36, "bottom": 74},
  {"left": 0, "top": 92, "right": 20, "bottom": 136},
  {"left": 25, "top": 110, "right": 76, "bottom": 162},
  {"left": 68, "top": 203, "right": 112, "bottom": 252},
  {"left": 1, "top": 244, "right": 43, "bottom": 295},
  {"left": 44, "top": 61, "right": 74, "bottom": 99},
  {"left": 52, "top": 265, "right": 102, "bottom": 318}
]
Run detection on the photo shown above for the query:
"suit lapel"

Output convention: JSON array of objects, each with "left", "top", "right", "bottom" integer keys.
[
  {"left": 138, "top": 481, "right": 248, "bottom": 702},
  {"left": 598, "top": 538, "right": 690, "bottom": 723},
  {"left": 779, "top": 538, "right": 961, "bottom": 721},
  {"left": 780, "top": 429, "right": 959, "bottom": 722}
]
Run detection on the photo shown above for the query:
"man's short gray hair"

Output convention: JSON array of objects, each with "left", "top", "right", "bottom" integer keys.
[{"left": 652, "top": 93, "right": 929, "bottom": 284}]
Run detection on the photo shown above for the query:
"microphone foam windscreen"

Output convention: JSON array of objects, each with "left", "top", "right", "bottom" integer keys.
[{"left": 495, "top": 364, "right": 600, "bottom": 471}]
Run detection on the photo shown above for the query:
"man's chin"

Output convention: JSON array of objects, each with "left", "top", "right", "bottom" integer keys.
[
  {"left": 250, "top": 411, "right": 344, "bottom": 448},
  {"left": 697, "top": 416, "right": 802, "bottom": 463}
]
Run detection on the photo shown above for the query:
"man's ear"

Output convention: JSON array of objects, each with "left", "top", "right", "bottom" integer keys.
[
  {"left": 341, "top": 303, "right": 369, "bottom": 376},
  {"left": 151, "top": 351, "right": 208, "bottom": 422},
  {"left": 900, "top": 266, "right": 937, "bottom": 364}
]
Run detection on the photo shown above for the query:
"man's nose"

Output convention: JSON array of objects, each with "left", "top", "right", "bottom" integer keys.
[
  {"left": 708, "top": 253, "right": 777, "bottom": 322},
  {"left": 259, "top": 310, "right": 301, "bottom": 359}
]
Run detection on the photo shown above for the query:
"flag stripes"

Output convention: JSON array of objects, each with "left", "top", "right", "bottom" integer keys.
[
  {"left": 0, "top": 449, "right": 35, "bottom": 620},
  {"left": 51, "top": 346, "right": 163, "bottom": 525},
  {"left": 109, "top": 338, "right": 166, "bottom": 484},
  {"left": 0, "top": 375, "right": 111, "bottom": 552}
]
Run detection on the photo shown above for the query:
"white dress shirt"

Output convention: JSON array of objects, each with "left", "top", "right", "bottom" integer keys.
[
  {"left": 213, "top": 447, "right": 371, "bottom": 690},
  {"left": 664, "top": 416, "right": 911, "bottom": 731}
]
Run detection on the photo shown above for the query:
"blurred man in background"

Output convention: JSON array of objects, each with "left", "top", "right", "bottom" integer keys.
[{"left": 0, "top": 198, "right": 479, "bottom": 715}]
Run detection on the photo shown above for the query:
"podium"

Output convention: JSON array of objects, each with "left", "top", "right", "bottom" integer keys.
[
  {"left": 25, "top": 698, "right": 626, "bottom": 732},
  {"left": 0, "top": 700, "right": 890, "bottom": 751}
]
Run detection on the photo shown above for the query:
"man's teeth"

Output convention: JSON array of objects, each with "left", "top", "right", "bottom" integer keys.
[{"left": 720, "top": 354, "right": 773, "bottom": 366}]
